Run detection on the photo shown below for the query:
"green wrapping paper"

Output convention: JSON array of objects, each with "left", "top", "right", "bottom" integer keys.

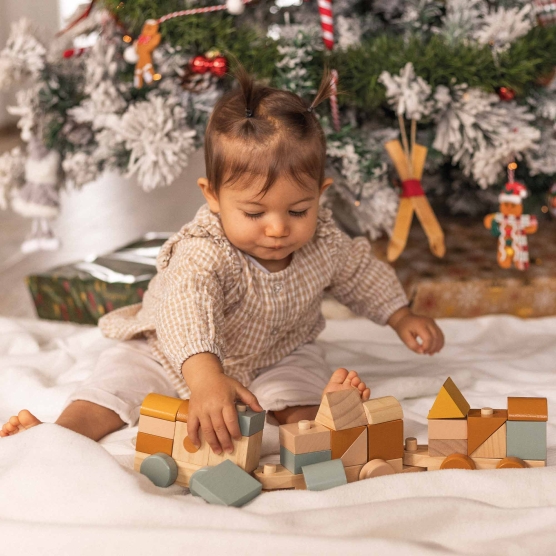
[{"left": 26, "top": 233, "right": 171, "bottom": 324}]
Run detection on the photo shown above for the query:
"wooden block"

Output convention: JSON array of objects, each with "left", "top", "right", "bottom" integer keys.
[
  {"left": 208, "top": 429, "right": 263, "bottom": 473},
  {"left": 330, "top": 426, "right": 367, "bottom": 467},
  {"left": 140, "top": 393, "right": 183, "bottom": 421},
  {"left": 176, "top": 399, "right": 189, "bottom": 423},
  {"left": 254, "top": 464, "right": 306, "bottom": 490},
  {"left": 171, "top": 421, "right": 211, "bottom": 466},
  {"left": 428, "top": 439, "right": 467, "bottom": 457},
  {"left": 427, "top": 377, "right": 470, "bottom": 419},
  {"left": 344, "top": 465, "right": 364, "bottom": 483},
  {"left": 403, "top": 444, "right": 431, "bottom": 467},
  {"left": 315, "top": 389, "right": 367, "bottom": 431},
  {"left": 302, "top": 459, "right": 347, "bottom": 491},
  {"left": 401, "top": 465, "right": 427, "bottom": 474},
  {"left": 175, "top": 460, "right": 204, "bottom": 488},
  {"left": 279, "top": 420, "right": 331, "bottom": 454},
  {"left": 362, "top": 396, "right": 403, "bottom": 425},
  {"left": 467, "top": 408, "right": 507, "bottom": 454},
  {"left": 470, "top": 423, "right": 506, "bottom": 458},
  {"left": 386, "top": 458, "right": 403, "bottom": 473},
  {"left": 440, "top": 453, "right": 476, "bottom": 470},
  {"left": 137, "top": 414, "right": 176, "bottom": 439},
  {"left": 236, "top": 404, "right": 266, "bottom": 436},
  {"left": 280, "top": 446, "right": 331, "bottom": 475},
  {"left": 428, "top": 418, "right": 467, "bottom": 440},
  {"left": 368, "top": 419, "right": 403, "bottom": 461},
  {"left": 136, "top": 432, "right": 173, "bottom": 456},
  {"left": 359, "top": 459, "right": 396, "bottom": 479},
  {"left": 506, "top": 421, "right": 547, "bottom": 461},
  {"left": 191, "top": 460, "right": 262, "bottom": 507},
  {"left": 507, "top": 397, "right": 548, "bottom": 422}
]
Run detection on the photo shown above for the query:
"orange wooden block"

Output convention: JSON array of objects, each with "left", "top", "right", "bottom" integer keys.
[
  {"left": 331, "top": 425, "right": 367, "bottom": 467},
  {"left": 507, "top": 397, "right": 548, "bottom": 421},
  {"left": 315, "top": 389, "right": 368, "bottom": 431},
  {"left": 279, "top": 420, "right": 331, "bottom": 454},
  {"left": 137, "top": 414, "right": 176, "bottom": 439},
  {"left": 171, "top": 421, "right": 211, "bottom": 466},
  {"left": 467, "top": 408, "right": 507, "bottom": 455},
  {"left": 428, "top": 439, "right": 467, "bottom": 457},
  {"left": 368, "top": 419, "right": 403, "bottom": 461},
  {"left": 140, "top": 393, "right": 183, "bottom": 421},
  {"left": 136, "top": 431, "right": 173, "bottom": 456},
  {"left": 176, "top": 399, "right": 189, "bottom": 423},
  {"left": 470, "top": 423, "right": 506, "bottom": 458},
  {"left": 440, "top": 453, "right": 476, "bottom": 470},
  {"left": 428, "top": 419, "right": 467, "bottom": 440}
]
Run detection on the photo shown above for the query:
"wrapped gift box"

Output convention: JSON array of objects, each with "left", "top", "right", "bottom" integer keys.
[{"left": 26, "top": 233, "right": 171, "bottom": 324}]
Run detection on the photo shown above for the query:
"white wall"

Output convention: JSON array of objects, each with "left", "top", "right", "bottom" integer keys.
[{"left": 0, "top": 0, "right": 60, "bottom": 129}]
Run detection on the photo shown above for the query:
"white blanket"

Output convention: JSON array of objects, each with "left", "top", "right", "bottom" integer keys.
[{"left": 0, "top": 316, "right": 555, "bottom": 555}]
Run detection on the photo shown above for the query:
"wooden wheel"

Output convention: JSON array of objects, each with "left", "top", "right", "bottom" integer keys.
[
  {"left": 440, "top": 453, "right": 476, "bottom": 470},
  {"left": 496, "top": 457, "right": 527, "bottom": 469},
  {"left": 359, "top": 459, "right": 396, "bottom": 480}
]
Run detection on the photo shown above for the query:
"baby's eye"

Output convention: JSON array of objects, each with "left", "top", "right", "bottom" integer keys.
[
  {"left": 289, "top": 210, "right": 308, "bottom": 218},
  {"left": 244, "top": 212, "right": 264, "bottom": 220}
]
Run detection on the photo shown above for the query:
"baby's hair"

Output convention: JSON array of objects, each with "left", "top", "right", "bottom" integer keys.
[{"left": 204, "top": 61, "right": 337, "bottom": 196}]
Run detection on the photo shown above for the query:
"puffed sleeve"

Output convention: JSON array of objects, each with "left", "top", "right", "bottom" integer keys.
[
  {"left": 326, "top": 229, "right": 409, "bottom": 325},
  {"left": 155, "top": 236, "right": 228, "bottom": 374}
]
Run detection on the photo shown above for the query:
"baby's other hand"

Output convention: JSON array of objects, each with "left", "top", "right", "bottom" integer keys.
[{"left": 387, "top": 307, "right": 444, "bottom": 355}]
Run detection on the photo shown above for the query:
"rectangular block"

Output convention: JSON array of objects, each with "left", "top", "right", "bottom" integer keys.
[
  {"left": 506, "top": 421, "right": 547, "bottom": 460},
  {"left": 428, "top": 418, "right": 467, "bottom": 440},
  {"left": 135, "top": 432, "right": 173, "bottom": 456},
  {"left": 171, "top": 421, "right": 211, "bottom": 466},
  {"left": 508, "top": 397, "right": 548, "bottom": 421},
  {"left": 302, "top": 459, "right": 347, "bottom": 491},
  {"left": 279, "top": 420, "right": 331, "bottom": 454},
  {"left": 237, "top": 405, "right": 266, "bottom": 436},
  {"left": 138, "top": 414, "right": 176, "bottom": 439},
  {"left": 363, "top": 396, "right": 403, "bottom": 425},
  {"left": 386, "top": 458, "right": 403, "bottom": 473},
  {"left": 140, "top": 393, "right": 183, "bottom": 421},
  {"left": 368, "top": 419, "right": 404, "bottom": 461},
  {"left": 254, "top": 464, "right": 306, "bottom": 490},
  {"left": 470, "top": 423, "right": 506, "bottom": 459},
  {"left": 280, "top": 446, "right": 331, "bottom": 475},
  {"left": 428, "top": 439, "right": 467, "bottom": 457},
  {"left": 345, "top": 465, "right": 363, "bottom": 483},
  {"left": 331, "top": 426, "right": 367, "bottom": 466},
  {"left": 208, "top": 429, "right": 263, "bottom": 473}
]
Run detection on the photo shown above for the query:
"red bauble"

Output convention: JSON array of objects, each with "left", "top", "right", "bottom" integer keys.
[
  {"left": 190, "top": 55, "right": 209, "bottom": 74},
  {"left": 210, "top": 56, "right": 228, "bottom": 77},
  {"left": 497, "top": 86, "right": 516, "bottom": 101},
  {"left": 189, "top": 54, "right": 228, "bottom": 77}
]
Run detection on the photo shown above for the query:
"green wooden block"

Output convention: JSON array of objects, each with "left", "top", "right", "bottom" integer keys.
[
  {"left": 280, "top": 445, "right": 331, "bottom": 475},
  {"left": 236, "top": 405, "right": 266, "bottom": 437},
  {"left": 191, "top": 460, "right": 262, "bottom": 507},
  {"left": 506, "top": 421, "right": 547, "bottom": 461},
  {"left": 302, "top": 459, "right": 348, "bottom": 491},
  {"left": 140, "top": 453, "right": 178, "bottom": 487},
  {"left": 189, "top": 466, "right": 211, "bottom": 497}
]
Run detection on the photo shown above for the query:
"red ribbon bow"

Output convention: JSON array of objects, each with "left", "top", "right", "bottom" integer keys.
[
  {"left": 190, "top": 55, "right": 228, "bottom": 77},
  {"left": 401, "top": 179, "right": 425, "bottom": 198}
]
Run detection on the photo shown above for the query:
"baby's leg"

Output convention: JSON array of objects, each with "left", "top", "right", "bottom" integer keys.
[
  {"left": 249, "top": 343, "right": 370, "bottom": 426},
  {"left": 1, "top": 338, "right": 178, "bottom": 442}
]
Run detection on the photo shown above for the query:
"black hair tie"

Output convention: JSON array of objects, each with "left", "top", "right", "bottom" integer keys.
[
  {"left": 307, "top": 106, "right": 314, "bottom": 113},
  {"left": 245, "top": 109, "right": 253, "bottom": 118}
]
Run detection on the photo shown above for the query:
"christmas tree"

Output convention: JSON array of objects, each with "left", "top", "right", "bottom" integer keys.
[{"left": 1, "top": 0, "right": 555, "bottom": 246}]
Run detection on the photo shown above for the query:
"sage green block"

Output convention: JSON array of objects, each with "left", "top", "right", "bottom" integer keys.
[
  {"left": 191, "top": 460, "right": 262, "bottom": 507},
  {"left": 506, "top": 421, "right": 547, "bottom": 461},
  {"left": 237, "top": 405, "right": 266, "bottom": 437},
  {"left": 302, "top": 459, "right": 347, "bottom": 491},
  {"left": 280, "top": 445, "right": 331, "bottom": 475},
  {"left": 140, "top": 453, "right": 178, "bottom": 487},
  {"left": 189, "top": 466, "right": 211, "bottom": 497}
]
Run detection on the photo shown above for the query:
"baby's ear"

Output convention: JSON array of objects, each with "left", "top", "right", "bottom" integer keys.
[
  {"left": 320, "top": 177, "right": 333, "bottom": 194},
  {"left": 197, "top": 177, "right": 220, "bottom": 212}
]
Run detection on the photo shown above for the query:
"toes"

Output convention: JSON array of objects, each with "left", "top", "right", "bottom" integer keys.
[
  {"left": 362, "top": 388, "right": 371, "bottom": 401},
  {"left": 8, "top": 415, "right": 20, "bottom": 427},
  {"left": 330, "top": 368, "right": 349, "bottom": 385},
  {"left": 18, "top": 410, "right": 40, "bottom": 429},
  {"left": 344, "top": 370, "right": 358, "bottom": 385}
]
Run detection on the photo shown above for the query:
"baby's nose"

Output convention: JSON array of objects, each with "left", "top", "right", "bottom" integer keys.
[{"left": 266, "top": 219, "right": 289, "bottom": 237}]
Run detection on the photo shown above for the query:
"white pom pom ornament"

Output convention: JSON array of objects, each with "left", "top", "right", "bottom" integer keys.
[
  {"left": 123, "top": 45, "right": 139, "bottom": 64},
  {"left": 226, "top": 0, "right": 245, "bottom": 15}
]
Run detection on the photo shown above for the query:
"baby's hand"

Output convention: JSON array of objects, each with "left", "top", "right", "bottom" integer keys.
[
  {"left": 388, "top": 307, "right": 444, "bottom": 355},
  {"left": 185, "top": 360, "right": 263, "bottom": 455}
]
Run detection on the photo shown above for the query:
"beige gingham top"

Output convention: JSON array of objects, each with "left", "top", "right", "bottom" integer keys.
[{"left": 99, "top": 204, "right": 408, "bottom": 398}]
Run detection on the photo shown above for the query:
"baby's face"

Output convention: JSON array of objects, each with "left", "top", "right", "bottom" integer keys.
[{"left": 202, "top": 174, "right": 331, "bottom": 267}]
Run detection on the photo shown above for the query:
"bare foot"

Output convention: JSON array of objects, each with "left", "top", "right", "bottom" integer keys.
[
  {"left": 323, "top": 368, "right": 371, "bottom": 401},
  {"left": 0, "top": 410, "right": 42, "bottom": 438}
]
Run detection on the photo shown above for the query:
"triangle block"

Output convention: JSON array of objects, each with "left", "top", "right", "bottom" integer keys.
[
  {"left": 427, "top": 378, "right": 470, "bottom": 419},
  {"left": 467, "top": 409, "right": 507, "bottom": 455},
  {"left": 340, "top": 428, "right": 368, "bottom": 467},
  {"left": 470, "top": 423, "right": 506, "bottom": 459},
  {"left": 315, "top": 389, "right": 368, "bottom": 431}
]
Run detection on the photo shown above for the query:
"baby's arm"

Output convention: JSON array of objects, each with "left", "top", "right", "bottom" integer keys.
[
  {"left": 181, "top": 353, "right": 263, "bottom": 455},
  {"left": 387, "top": 306, "right": 444, "bottom": 355}
]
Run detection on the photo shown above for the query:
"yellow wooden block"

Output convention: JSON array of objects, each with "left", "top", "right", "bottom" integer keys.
[
  {"left": 470, "top": 424, "right": 506, "bottom": 459},
  {"left": 363, "top": 396, "right": 404, "bottom": 425},
  {"left": 427, "top": 377, "right": 470, "bottom": 419},
  {"left": 254, "top": 464, "right": 306, "bottom": 490},
  {"left": 136, "top": 432, "right": 173, "bottom": 456},
  {"left": 208, "top": 430, "right": 263, "bottom": 473},
  {"left": 171, "top": 421, "right": 211, "bottom": 466},
  {"left": 140, "top": 393, "right": 183, "bottom": 421},
  {"left": 138, "top": 414, "right": 176, "bottom": 439}
]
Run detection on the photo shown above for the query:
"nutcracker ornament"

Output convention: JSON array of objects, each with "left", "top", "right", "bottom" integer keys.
[{"left": 484, "top": 181, "right": 538, "bottom": 270}]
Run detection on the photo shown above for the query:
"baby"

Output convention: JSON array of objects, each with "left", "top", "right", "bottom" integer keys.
[{"left": 1, "top": 65, "right": 444, "bottom": 456}]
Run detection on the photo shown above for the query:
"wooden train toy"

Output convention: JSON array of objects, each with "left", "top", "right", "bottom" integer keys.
[{"left": 134, "top": 377, "right": 548, "bottom": 506}]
